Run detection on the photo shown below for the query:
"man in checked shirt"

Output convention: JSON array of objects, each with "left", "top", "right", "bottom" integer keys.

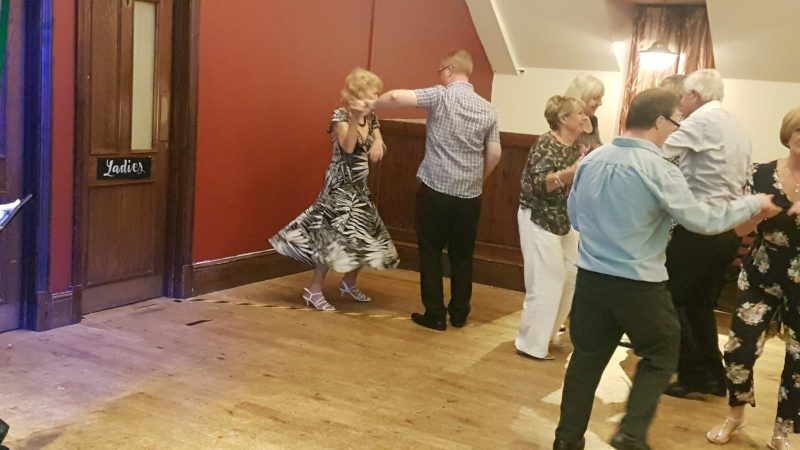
[{"left": 354, "top": 49, "right": 502, "bottom": 331}]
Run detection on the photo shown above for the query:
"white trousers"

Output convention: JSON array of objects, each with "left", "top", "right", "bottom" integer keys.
[{"left": 515, "top": 207, "right": 579, "bottom": 358}]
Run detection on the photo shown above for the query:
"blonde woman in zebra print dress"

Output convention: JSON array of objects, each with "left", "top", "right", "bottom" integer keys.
[{"left": 269, "top": 68, "right": 399, "bottom": 311}]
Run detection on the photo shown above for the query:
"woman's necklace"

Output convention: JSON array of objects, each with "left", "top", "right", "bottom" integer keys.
[{"left": 782, "top": 159, "right": 800, "bottom": 194}]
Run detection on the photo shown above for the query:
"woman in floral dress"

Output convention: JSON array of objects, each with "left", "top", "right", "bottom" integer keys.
[
  {"left": 707, "top": 107, "right": 800, "bottom": 450},
  {"left": 269, "top": 68, "right": 399, "bottom": 311}
]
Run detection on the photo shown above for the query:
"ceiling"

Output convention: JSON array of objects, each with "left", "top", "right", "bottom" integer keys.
[{"left": 466, "top": 0, "right": 800, "bottom": 83}]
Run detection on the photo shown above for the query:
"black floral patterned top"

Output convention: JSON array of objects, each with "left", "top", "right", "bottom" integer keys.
[
  {"left": 519, "top": 131, "right": 582, "bottom": 235},
  {"left": 736, "top": 161, "right": 800, "bottom": 302}
]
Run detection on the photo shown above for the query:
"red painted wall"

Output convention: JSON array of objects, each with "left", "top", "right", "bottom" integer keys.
[
  {"left": 371, "top": 0, "right": 493, "bottom": 119},
  {"left": 50, "top": 0, "right": 76, "bottom": 292},
  {"left": 193, "top": 0, "right": 493, "bottom": 262}
]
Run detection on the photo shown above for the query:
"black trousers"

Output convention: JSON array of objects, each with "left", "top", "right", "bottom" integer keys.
[
  {"left": 415, "top": 183, "right": 481, "bottom": 322},
  {"left": 665, "top": 226, "right": 740, "bottom": 390},
  {"left": 556, "top": 269, "right": 680, "bottom": 443}
]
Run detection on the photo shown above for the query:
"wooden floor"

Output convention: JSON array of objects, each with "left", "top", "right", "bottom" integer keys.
[{"left": 0, "top": 269, "right": 787, "bottom": 449}]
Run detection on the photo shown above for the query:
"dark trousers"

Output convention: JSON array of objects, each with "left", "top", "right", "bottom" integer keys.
[
  {"left": 556, "top": 269, "right": 680, "bottom": 443},
  {"left": 666, "top": 226, "right": 740, "bottom": 390},
  {"left": 415, "top": 183, "right": 481, "bottom": 322}
]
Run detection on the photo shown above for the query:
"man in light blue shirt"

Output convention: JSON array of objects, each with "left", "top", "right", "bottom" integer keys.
[{"left": 553, "top": 88, "right": 779, "bottom": 450}]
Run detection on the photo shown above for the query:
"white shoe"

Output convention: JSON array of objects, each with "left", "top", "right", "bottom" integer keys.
[
  {"left": 339, "top": 282, "right": 371, "bottom": 302},
  {"left": 302, "top": 288, "right": 336, "bottom": 311},
  {"left": 768, "top": 436, "right": 791, "bottom": 450},
  {"left": 706, "top": 417, "right": 745, "bottom": 444}
]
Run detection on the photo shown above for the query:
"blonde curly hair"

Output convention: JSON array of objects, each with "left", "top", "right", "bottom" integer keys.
[
  {"left": 544, "top": 95, "right": 586, "bottom": 131},
  {"left": 340, "top": 67, "right": 383, "bottom": 104}
]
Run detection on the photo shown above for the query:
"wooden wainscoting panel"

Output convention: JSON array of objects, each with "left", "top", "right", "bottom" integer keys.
[
  {"left": 372, "top": 121, "right": 425, "bottom": 231},
  {"left": 375, "top": 120, "right": 536, "bottom": 292},
  {"left": 476, "top": 132, "right": 534, "bottom": 248}
]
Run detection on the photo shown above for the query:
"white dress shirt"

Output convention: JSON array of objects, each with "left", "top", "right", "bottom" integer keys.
[{"left": 663, "top": 101, "right": 752, "bottom": 204}]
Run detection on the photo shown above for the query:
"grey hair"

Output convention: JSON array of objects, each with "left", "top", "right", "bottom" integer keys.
[
  {"left": 683, "top": 69, "right": 724, "bottom": 102},
  {"left": 565, "top": 74, "right": 605, "bottom": 104}
]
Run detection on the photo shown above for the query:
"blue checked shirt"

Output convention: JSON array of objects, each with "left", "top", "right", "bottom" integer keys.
[{"left": 414, "top": 82, "right": 500, "bottom": 198}]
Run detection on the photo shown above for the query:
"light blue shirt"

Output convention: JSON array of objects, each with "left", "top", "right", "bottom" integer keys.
[{"left": 568, "top": 137, "right": 760, "bottom": 282}]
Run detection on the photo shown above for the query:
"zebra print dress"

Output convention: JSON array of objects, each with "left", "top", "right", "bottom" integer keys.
[{"left": 269, "top": 108, "right": 400, "bottom": 273}]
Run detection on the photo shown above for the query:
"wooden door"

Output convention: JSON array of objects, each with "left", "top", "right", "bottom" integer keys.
[
  {"left": 0, "top": 0, "right": 25, "bottom": 331},
  {"left": 76, "top": 0, "right": 173, "bottom": 313}
]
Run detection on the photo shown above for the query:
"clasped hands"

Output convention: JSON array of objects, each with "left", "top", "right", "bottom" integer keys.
[
  {"left": 753, "top": 194, "right": 797, "bottom": 222},
  {"left": 347, "top": 99, "right": 384, "bottom": 162}
]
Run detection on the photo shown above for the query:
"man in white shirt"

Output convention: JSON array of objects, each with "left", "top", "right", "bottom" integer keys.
[{"left": 661, "top": 69, "right": 752, "bottom": 399}]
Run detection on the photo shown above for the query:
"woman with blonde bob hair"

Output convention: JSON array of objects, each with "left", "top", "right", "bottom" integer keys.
[
  {"left": 707, "top": 107, "right": 800, "bottom": 450},
  {"left": 516, "top": 95, "right": 589, "bottom": 360},
  {"left": 269, "top": 68, "right": 399, "bottom": 311},
  {"left": 565, "top": 74, "right": 605, "bottom": 152}
]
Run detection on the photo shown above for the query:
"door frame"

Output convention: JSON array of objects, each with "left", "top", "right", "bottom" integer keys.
[
  {"left": 21, "top": 0, "right": 54, "bottom": 330},
  {"left": 56, "top": 0, "right": 199, "bottom": 329},
  {"left": 162, "top": 0, "right": 199, "bottom": 299}
]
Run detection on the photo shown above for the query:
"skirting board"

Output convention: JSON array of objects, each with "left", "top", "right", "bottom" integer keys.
[
  {"left": 185, "top": 242, "right": 524, "bottom": 299},
  {"left": 185, "top": 249, "right": 309, "bottom": 298},
  {"left": 395, "top": 241, "right": 524, "bottom": 292}
]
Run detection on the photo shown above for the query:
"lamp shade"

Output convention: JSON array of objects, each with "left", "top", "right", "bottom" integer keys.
[{"left": 639, "top": 40, "right": 678, "bottom": 70}]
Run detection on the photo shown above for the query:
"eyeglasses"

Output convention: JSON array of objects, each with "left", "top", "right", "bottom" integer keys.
[
  {"left": 436, "top": 65, "right": 452, "bottom": 75},
  {"left": 663, "top": 116, "right": 681, "bottom": 128}
]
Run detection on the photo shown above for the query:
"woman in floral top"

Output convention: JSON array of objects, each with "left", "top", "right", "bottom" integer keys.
[
  {"left": 515, "top": 95, "right": 588, "bottom": 360},
  {"left": 708, "top": 107, "right": 800, "bottom": 450}
]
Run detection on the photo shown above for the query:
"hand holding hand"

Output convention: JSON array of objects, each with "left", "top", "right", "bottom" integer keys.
[
  {"left": 755, "top": 194, "right": 781, "bottom": 220},
  {"left": 347, "top": 99, "right": 371, "bottom": 119}
]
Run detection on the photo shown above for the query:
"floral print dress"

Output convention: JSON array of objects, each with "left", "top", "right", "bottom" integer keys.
[
  {"left": 269, "top": 108, "right": 399, "bottom": 273},
  {"left": 724, "top": 161, "right": 800, "bottom": 434}
]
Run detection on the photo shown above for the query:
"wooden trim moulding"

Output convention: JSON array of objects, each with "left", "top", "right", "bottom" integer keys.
[
  {"left": 185, "top": 250, "right": 309, "bottom": 298},
  {"left": 33, "top": 288, "right": 77, "bottom": 331}
]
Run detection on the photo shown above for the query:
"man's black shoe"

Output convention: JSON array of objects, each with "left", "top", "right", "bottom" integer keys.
[
  {"left": 553, "top": 437, "right": 585, "bottom": 450},
  {"left": 411, "top": 313, "right": 446, "bottom": 331},
  {"left": 610, "top": 432, "right": 650, "bottom": 450},
  {"left": 450, "top": 316, "right": 467, "bottom": 328}
]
